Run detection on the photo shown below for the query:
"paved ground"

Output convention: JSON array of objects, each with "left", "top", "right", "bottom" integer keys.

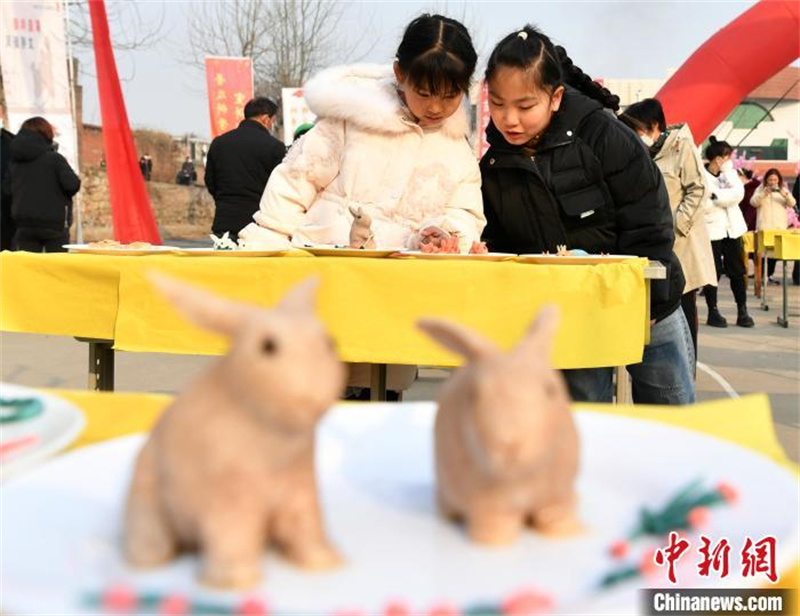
[{"left": 2, "top": 263, "right": 798, "bottom": 461}]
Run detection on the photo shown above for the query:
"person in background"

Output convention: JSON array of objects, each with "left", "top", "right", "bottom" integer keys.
[
  {"left": 701, "top": 137, "right": 754, "bottom": 328},
  {"left": 750, "top": 168, "right": 797, "bottom": 284},
  {"left": 480, "top": 26, "right": 692, "bottom": 405},
  {"left": 737, "top": 168, "right": 759, "bottom": 232},
  {"left": 794, "top": 173, "right": 800, "bottom": 285},
  {"left": 205, "top": 97, "right": 286, "bottom": 241},
  {"left": 619, "top": 98, "right": 715, "bottom": 372},
  {"left": 138, "top": 155, "right": 149, "bottom": 180},
  {"left": 9, "top": 116, "right": 80, "bottom": 252},
  {"left": 1, "top": 124, "right": 16, "bottom": 250}
]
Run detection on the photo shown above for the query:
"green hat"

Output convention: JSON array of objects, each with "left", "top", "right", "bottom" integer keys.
[{"left": 293, "top": 122, "right": 315, "bottom": 141}]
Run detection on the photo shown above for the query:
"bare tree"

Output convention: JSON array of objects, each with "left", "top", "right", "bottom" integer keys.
[
  {"left": 186, "top": 0, "right": 377, "bottom": 101},
  {"left": 66, "top": 0, "right": 165, "bottom": 52}
]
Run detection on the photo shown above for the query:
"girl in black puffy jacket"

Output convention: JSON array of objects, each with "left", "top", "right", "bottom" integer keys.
[
  {"left": 480, "top": 25, "right": 693, "bottom": 405},
  {"left": 8, "top": 116, "right": 80, "bottom": 252}
]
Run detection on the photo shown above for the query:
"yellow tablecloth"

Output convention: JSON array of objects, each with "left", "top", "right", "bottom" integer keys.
[
  {"left": 46, "top": 388, "right": 798, "bottom": 603},
  {"left": 757, "top": 229, "right": 800, "bottom": 253},
  {"left": 742, "top": 231, "right": 754, "bottom": 255},
  {"left": 773, "top": 233, "right": 800, "bottom": 261},
  {"left": 0, "top": 252, "right": 649, "bottom": 369}
]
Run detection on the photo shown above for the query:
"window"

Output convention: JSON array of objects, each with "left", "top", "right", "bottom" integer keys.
[{"left": 726, "top": 102, "right": 774, "bottom": 129}]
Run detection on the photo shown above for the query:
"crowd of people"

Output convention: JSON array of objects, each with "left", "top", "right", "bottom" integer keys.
[{"left": 2, "top": 13, "right": 799, "bottom": 406}]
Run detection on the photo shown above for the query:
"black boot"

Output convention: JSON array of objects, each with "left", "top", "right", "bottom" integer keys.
[
  {"left": 736, "top": 305, "right": 755, "bottom": 328},
  {"left": 706, "top": 307, "right": 728, "bottom": 328}
]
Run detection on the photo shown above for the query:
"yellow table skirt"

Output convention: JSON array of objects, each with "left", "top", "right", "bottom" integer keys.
[
  {"left": 742, "top": 231, "right": 754, "bottom": 256},
  {"left": 48, "top": 388, "right": 798, "bottom": 604},
  {"left": 1, "top": 252, "right": 648, "bottom": 369},
  {"left": 773, "top": 233, "right": 800, "bottom": 261}
]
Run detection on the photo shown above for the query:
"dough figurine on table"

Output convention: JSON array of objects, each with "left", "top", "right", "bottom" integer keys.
[
  {"left": 348, "top": 206, "right": 376, "bottom": 249},
  {"left": 418, "top": 306, "right": 582, "bottom": 546},
  {"left": 124, "top": 274, "right": 346, "bottom": 589}
]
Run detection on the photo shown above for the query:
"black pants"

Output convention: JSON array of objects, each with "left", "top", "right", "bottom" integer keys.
[
  {"left": 681, "top": 290, "right": 698, "bottom": 365},
  {"left": 704, "top": 237, "right": 747, "bottom": 310},
  {"left": 13, "top": 227, "right": 68, "bottom": 253},
  {"left": 766, "top": 258, "right": 777, "bottom": 278}
]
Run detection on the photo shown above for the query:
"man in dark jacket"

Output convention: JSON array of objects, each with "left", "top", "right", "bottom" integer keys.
[
  {"left": 9, "top": 117, "right": 80, "bottom": 252},
  {"left": 205, "top": 97, "right": 286, "bottom": 241},
  {"left": 481, "top": 87, "right": 690, "bottom": 404}
]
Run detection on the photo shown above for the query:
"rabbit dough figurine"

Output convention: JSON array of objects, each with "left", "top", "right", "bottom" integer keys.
[
  {"left": 348, "top": 205, "right": 376, "bottom": 249},
  {"left": 418, "top": 306, "right": 581, "bottom": 546},
  {"left": 124, "top": 274, "right": 346, "bottom": 589}
]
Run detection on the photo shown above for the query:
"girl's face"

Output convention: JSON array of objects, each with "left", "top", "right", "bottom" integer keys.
[
  {"left": 394, "top": 64, "right": 464, "bottom": 128},
  {"left": 765, "top": 174, "right": 780, "bottom": 188},
  {"left": 488, "top": 66, "right": 564, "bottom": 146}
]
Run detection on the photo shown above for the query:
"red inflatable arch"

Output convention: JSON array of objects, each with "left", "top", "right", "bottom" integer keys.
[{"left": 655, "top": 0, "right": 800, "bottom": 144}]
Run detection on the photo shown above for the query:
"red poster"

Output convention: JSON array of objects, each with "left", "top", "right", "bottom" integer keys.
[
  {"left": 476, "top": 80, "right": 491, "bottom": 160},
  {"left": 205, "top": 57, "right": 254, "bottom": 138}
]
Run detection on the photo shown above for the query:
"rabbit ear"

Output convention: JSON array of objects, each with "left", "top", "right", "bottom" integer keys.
[
  {"left": 277, "top": 277, "right": 319, "bottom": 314},
  {"left": 417, "top": 317, "right": 497, "bottom": 361},
  {"left": 516, "top": 304, "right": 561, "bottom": 358},
  {"left": 148, "top": 271, "right": 256, "bottom": 336},
  {"left": 348, "top": 205, "right": 363, "bottom": 219}
]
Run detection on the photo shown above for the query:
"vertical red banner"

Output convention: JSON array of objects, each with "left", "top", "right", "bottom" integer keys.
[
  {"left": 88, "top": 0, "right": 161, "bottom": 244},
  {"left": 476, "top": 80, "right": 491, "bottom": 160},
  {"left": 205, "top": 57, "right": 254, "bottom": 138}
]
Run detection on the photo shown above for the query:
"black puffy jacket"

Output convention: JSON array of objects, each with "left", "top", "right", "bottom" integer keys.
[
  {"left": 9, "top": 129, "right": 80, "bottom": 230},
  {"left": 480, "top": 87, "right": 684, "bottom": 322},
  {"left": 205, "top": 119, "right": 287, "bottom": 237}
]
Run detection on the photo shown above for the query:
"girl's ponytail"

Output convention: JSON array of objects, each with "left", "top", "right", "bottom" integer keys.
[{"left": 554, "top": 46, "right": 620, "bottom": 111}]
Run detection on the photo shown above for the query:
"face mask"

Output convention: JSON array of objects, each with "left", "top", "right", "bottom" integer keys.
[
  {"left": 720, "top": 158, "right": 734, "bottom": 173},
  {"left": 640, "top": 134, "right": 654, "bottom": 147}
]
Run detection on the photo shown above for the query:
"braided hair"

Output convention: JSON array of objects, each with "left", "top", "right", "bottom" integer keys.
[{"left": 485, "top": 25, "right": 620, "bottom": 111}]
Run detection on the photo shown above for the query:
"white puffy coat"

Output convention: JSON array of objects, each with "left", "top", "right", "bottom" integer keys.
[
  {"left": 702, "top": 163, "right": 747, "bottom": 241},
  {"left": 239, "top": 64, "right": 486, "bottom": 250}
]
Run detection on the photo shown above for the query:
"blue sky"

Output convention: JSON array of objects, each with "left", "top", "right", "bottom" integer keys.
[{"left": 73, "top": 0, "right": 759, "bottom": 139}]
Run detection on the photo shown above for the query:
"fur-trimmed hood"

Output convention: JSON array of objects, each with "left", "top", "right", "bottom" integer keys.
[{"left": 303, "top": 64, "right": 471, "bottom": 140}]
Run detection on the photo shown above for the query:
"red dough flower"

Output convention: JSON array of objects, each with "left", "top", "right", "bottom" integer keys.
[
  {"left": 716, "top": 482, "right": 739, "bottom": 504},
  {"left": 502, "top": 589, "right": 554, "bottom": 615},
  {"left": 687, "top": 506, "right": 711, "bottom": 529},
  {"left": 100, "top": 584, "right": 138, "bottom": 612},
  {"left": 384, "top": 601, "right": 412, "bottom": 616},
  {"left": 609, "top": 540, "right": 629, "bottom": 560},
  {"left": 158, "top": 594, "right": 190, "bottom": 615},
  {"left": 236, "top": 597, "right": 269, "bottom": 616}
]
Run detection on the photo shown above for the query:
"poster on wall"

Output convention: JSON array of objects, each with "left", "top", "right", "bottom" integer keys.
[
  {"left": 0, "top": 0, "right": 78, "bottom": 169},
  {"left": 281, "top": 88, "right": 316, "bottom": 146},
  {"left": 205, "top": 56, "right": 254, "bottom": 139}
]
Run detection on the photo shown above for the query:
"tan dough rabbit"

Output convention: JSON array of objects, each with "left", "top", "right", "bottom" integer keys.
[
  {"left": 418, "top": 306, "right": 581, "bottom": 546},
  {"left": 348, "top": 205, "right": 376, "bottom": 249},
  {"left": 124, "top": 274, "right": 346, "bottom": 589}
]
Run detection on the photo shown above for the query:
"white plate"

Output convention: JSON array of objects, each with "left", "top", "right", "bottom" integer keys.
[
  {"left": 516, "top": 253, "right": 639, "bottom": 265},
  {"left": 394, "top": 251, "right": 516, "bottom": 261},
  {"left": 174, "top": 247, "right": 292, "bottom": 257},
  {"left": 1, "top": 405, "right": 797, "bottom": 615},
  {"left": 0, "top": 383, "right": 85, "bottom": 482},
  {"left": 64, "top": 244, "right": 180, "bottom": 256},
  {"left": 302, "top": 246, "right": 403, "bottom": 258}
]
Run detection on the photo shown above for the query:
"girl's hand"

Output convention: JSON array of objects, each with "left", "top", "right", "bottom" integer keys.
[{"left": 418, "top": 227, "right": 460, "bottom": 253}]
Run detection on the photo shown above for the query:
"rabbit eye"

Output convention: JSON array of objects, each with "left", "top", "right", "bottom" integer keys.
[{"left": 261, "top": 338, "right": 278, "bottom": 355}]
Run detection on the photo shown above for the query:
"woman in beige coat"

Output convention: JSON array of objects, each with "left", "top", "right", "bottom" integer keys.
[
  {"left": 620, "top": 99, "right": 716, "bottom": 364},
  {"left": 238, "top": 15, "right": 486, "bottom": 254},
  {"left": 750, "top": 168, "right": 797, "bottom": 282}
]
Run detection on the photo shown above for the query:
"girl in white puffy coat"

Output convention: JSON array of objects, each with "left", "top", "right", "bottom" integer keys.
[
  {"left": 701, "top": 137, "right": 754, "bottom": 328},
  {"left": 239, "top": 15, "right": 486, "bottom": 253}
]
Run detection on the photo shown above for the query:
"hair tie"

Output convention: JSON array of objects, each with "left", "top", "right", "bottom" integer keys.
[{"left": 517, "top": 31, "right": 528, "bottom": 41}]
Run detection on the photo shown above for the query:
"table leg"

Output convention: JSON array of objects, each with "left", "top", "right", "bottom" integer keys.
[
  {"left": 754, "top": 235, "right": 762, "bottom": 298},
  {"left": 88, "top": 340, "right": 115, "bottom": 391},
  {"left": 614, "top": 367, "right": 630, "bottom": 404},
  {"left": 778, "top": 261, "right": 789, "bottom": 328},
  {"left": 370, "top": 364, "right": 388, "bottom": 401}
]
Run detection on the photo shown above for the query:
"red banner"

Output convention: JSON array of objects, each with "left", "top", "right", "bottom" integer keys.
[
  {"left": 88, "top": 0, "right": 161, "bottom": 244},
  {"left": 205, "top": 57, "right": 254, "bottom": 138},
  {"left": 476, "top": 80, "right": 491, "bottom": 160}
]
